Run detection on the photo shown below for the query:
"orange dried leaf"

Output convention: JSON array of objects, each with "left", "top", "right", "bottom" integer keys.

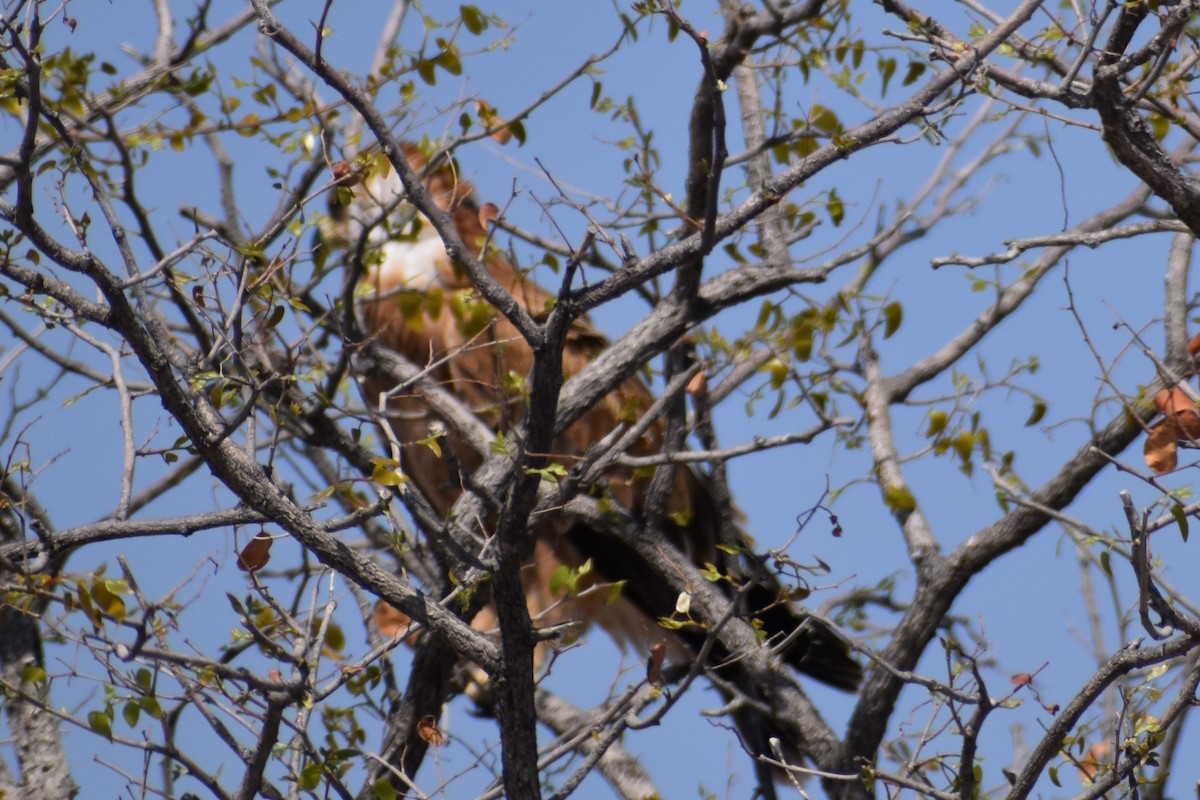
[
  {"left": 1155, "top": 387, "right": 1200, "bottom": 436},
  {"left": 1154, "top": 387, "right": 1194, "bottom": 416},
  {"left": 1188, "top": 331, "right": 1200, "bottom": 357},
  {"left": 1145, "top": 418, "right": 1181, "bottom": 474},
  {"left": 1010, "top": 672, "right": 1033, "bottom": 687},
  {"left": 417, "top": 715, "right": 445, "bottom": 746},
  {"left": 478, "top": 202, "right": 499, "bottom": 228},
  {"left": 1179, "top": 409, "right": 1200, "bottom": 438},
  {"left": 373, "top": 599, "right": 419, "bottom": 644},
  {"left": 646, "top": 641, "right": 667, "bottom": 684},
  {"left": 474, "top": 100, "right": 512, "bottom": 144},
  {"left": 237, "top": 532, "right": 273, "bottom": 572},
  {"left": 1078, "top": 741, "right": 1111, "bottom": 782},
  {"left": 686, "top": 369, "right": 707, "bottom": 396}
]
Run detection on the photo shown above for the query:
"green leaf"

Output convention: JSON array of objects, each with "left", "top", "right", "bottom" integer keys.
[
  {"left": 325, "top": 622, "right": 346, "bottom": 653},
  {"left": 416, "top": 58, "right": 436, "bottom": 85},
  {"left": 18, "top": 664, "right": 46, "bottom": 685},
  {"left": 882, "top": 301, "right": 902, "bottom": 339},
  {"left": 902, "top": 60, "right": 927, "bottom": 86},
  {"left": 88, "top": 710, "right": 113, "bottom": 742},
  {"left": 952, "top": 431, "right": 975, "bottom": 462},
  {"left": 606, "top": 579, "right": 627, "bottom": 605},
  {"left": 507, "top": 118, "right": 526, "bottom": 145},
  {"left": 1025, "top": 399, "right": 1047, "bottom": 427},
  {"left": 417, "top": 432, "right": 443, "bottom": 457},
  {"left": 883, "top": 485, "right": 916, "bottom": 512},
  {"left": 370, "top": 458, "right": 408, "bottom": 487},
  {"left": 373, "top": 779, "right": 398, "bottom": 800},
  {"left": 525, "top": 462, "right": 567, "bottom": 486},
  {"left": 826, "top": 190, "right": 844, "bottom": 226},
  {"left": 91, "top": 580, "right": 126, "bottom": 621},
  {"left": 140, "top": 696, "right": 164, "bottom": 720},
  {"left": 766, "top": 357, "right": 788, "bottom": 389},
  {"left": 460, "top": 5, "right": 487, "bottom": 34},
  {"left": 436, "top": 47, "right": 462, "bottom": 76},
  {"left": 299, "top": 760, "right": 322, "bottom": 790},
  {"left": 879, "top": 57, "right": 897, "bottom": 95},
  {"left": 1171, "top": 504, "right": 1189, "bottom": 543},
  {"left": 926, "top": 410, "right": 948, "bottom": 437},
  {"left": 122, "top": 701, "right": 141, "bottom": 728},
  {"left": 810, "top": 105, "right": 841, "bottom": 133},
  {"left": 263, "top": 304, "right": 285, "bottom": 330},
  {"left": 549, "top": 564, "right": 573, "bottom": 595}
]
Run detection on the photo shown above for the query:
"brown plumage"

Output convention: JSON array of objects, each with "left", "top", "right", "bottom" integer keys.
[{"left": 341, "top": 143, "right": 862, "bottom": 697}]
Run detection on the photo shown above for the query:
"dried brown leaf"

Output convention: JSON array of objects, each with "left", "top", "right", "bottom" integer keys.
[
  {"left": 1145, "top": 417, "right": 1181, "bottom": 474},
  {"left": 417, "top": 715, "right": 445, "bottom": 746},
  {"left": 646, "top": 641, "right": 666, "bottom": 684},
  {"left": 372, "top": 599, "right": 420, "bottom": 644},
  {"left": 1078, "top": 741, "right": 1111, "bottom": 783},
  {"left": 236, "top": 532, "right": 273, "bottom": 572}
]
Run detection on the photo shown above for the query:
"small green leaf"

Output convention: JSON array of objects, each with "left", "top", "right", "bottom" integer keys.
[
  {"left": 373, "top": 778, "right": 398, "bottom": 800},
  {"left": 325, "top": 623, "right": 346, "bottom": 653},
  {"left": 416, "top": 58, "right": 436, "bottom": 85},
  {"left": 606, "top": 579, "right": 627, "bottom": 605},
  {"left": 826, "top": 190, "right": 844, "bottom": 226},
  {"left": 370, "top": 459, "right": 408, "bottom": 487},
  {"left": 507, "top": 119, "right": 526, "bottom": 145},
  {"left": 883, "top": 485, "right": 916, "bottom": 512},
  {"left": 525, "top": 462, "right": 567, "bottom": 486},
  {"left": 140, "top": 696, "right": 164, "bottom": 720},
  {"left": 91, "top": 580, "right": 126, "bottom": 621},
  {"left": 1025, "top": 399, "right": 1047, "bottom": 427},
  {"left": 882, "top": 301, "right": 902, "bottom": 338},
  {"left": 926, "top": 410, "right": 948, "bottom": 437},
  {"left": 766, "top": 357, "right": 788, "bottom": 389},
  {"left": 902, "top": 60, "right": 926, "bottom": 86},
  {"left": 18, "top": 664, "right": 46, "bottom": 685},
  {"left": 417, "top": 432, "right": 442, "bottom": 457},
  {"left": 88, "top": 710, "right": 113, "bottom": 742},
  {"left": 263, "top": 304, "right": 285, "bottom": 330},
  {"left": 550, "top": 565, "right": 573, "bottom": 595},
  {"left": 299, "top": 760, "right": 322, "bottom": 790},
  {"left": 460, "top": 5, "right": 487, "bottom": 34},
  {"left": 952, "top": 431, "right": 975, "bottom": 462},
  {"left": 1171, "top": 504, "right": 1189, "bottom": 542}
]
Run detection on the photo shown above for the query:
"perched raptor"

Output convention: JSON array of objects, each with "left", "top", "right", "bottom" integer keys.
[{"left": 335, "top": 140, "right": 862, "bottom": 748}]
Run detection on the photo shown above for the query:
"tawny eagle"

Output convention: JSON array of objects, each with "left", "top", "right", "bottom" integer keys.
[{"left": 335, "top": 140, "right": 861, "bottom": 710}]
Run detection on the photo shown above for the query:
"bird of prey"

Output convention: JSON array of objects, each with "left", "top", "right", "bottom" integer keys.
[{"left": 334, "top": 140, "right": 862, "bottom": 754}]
